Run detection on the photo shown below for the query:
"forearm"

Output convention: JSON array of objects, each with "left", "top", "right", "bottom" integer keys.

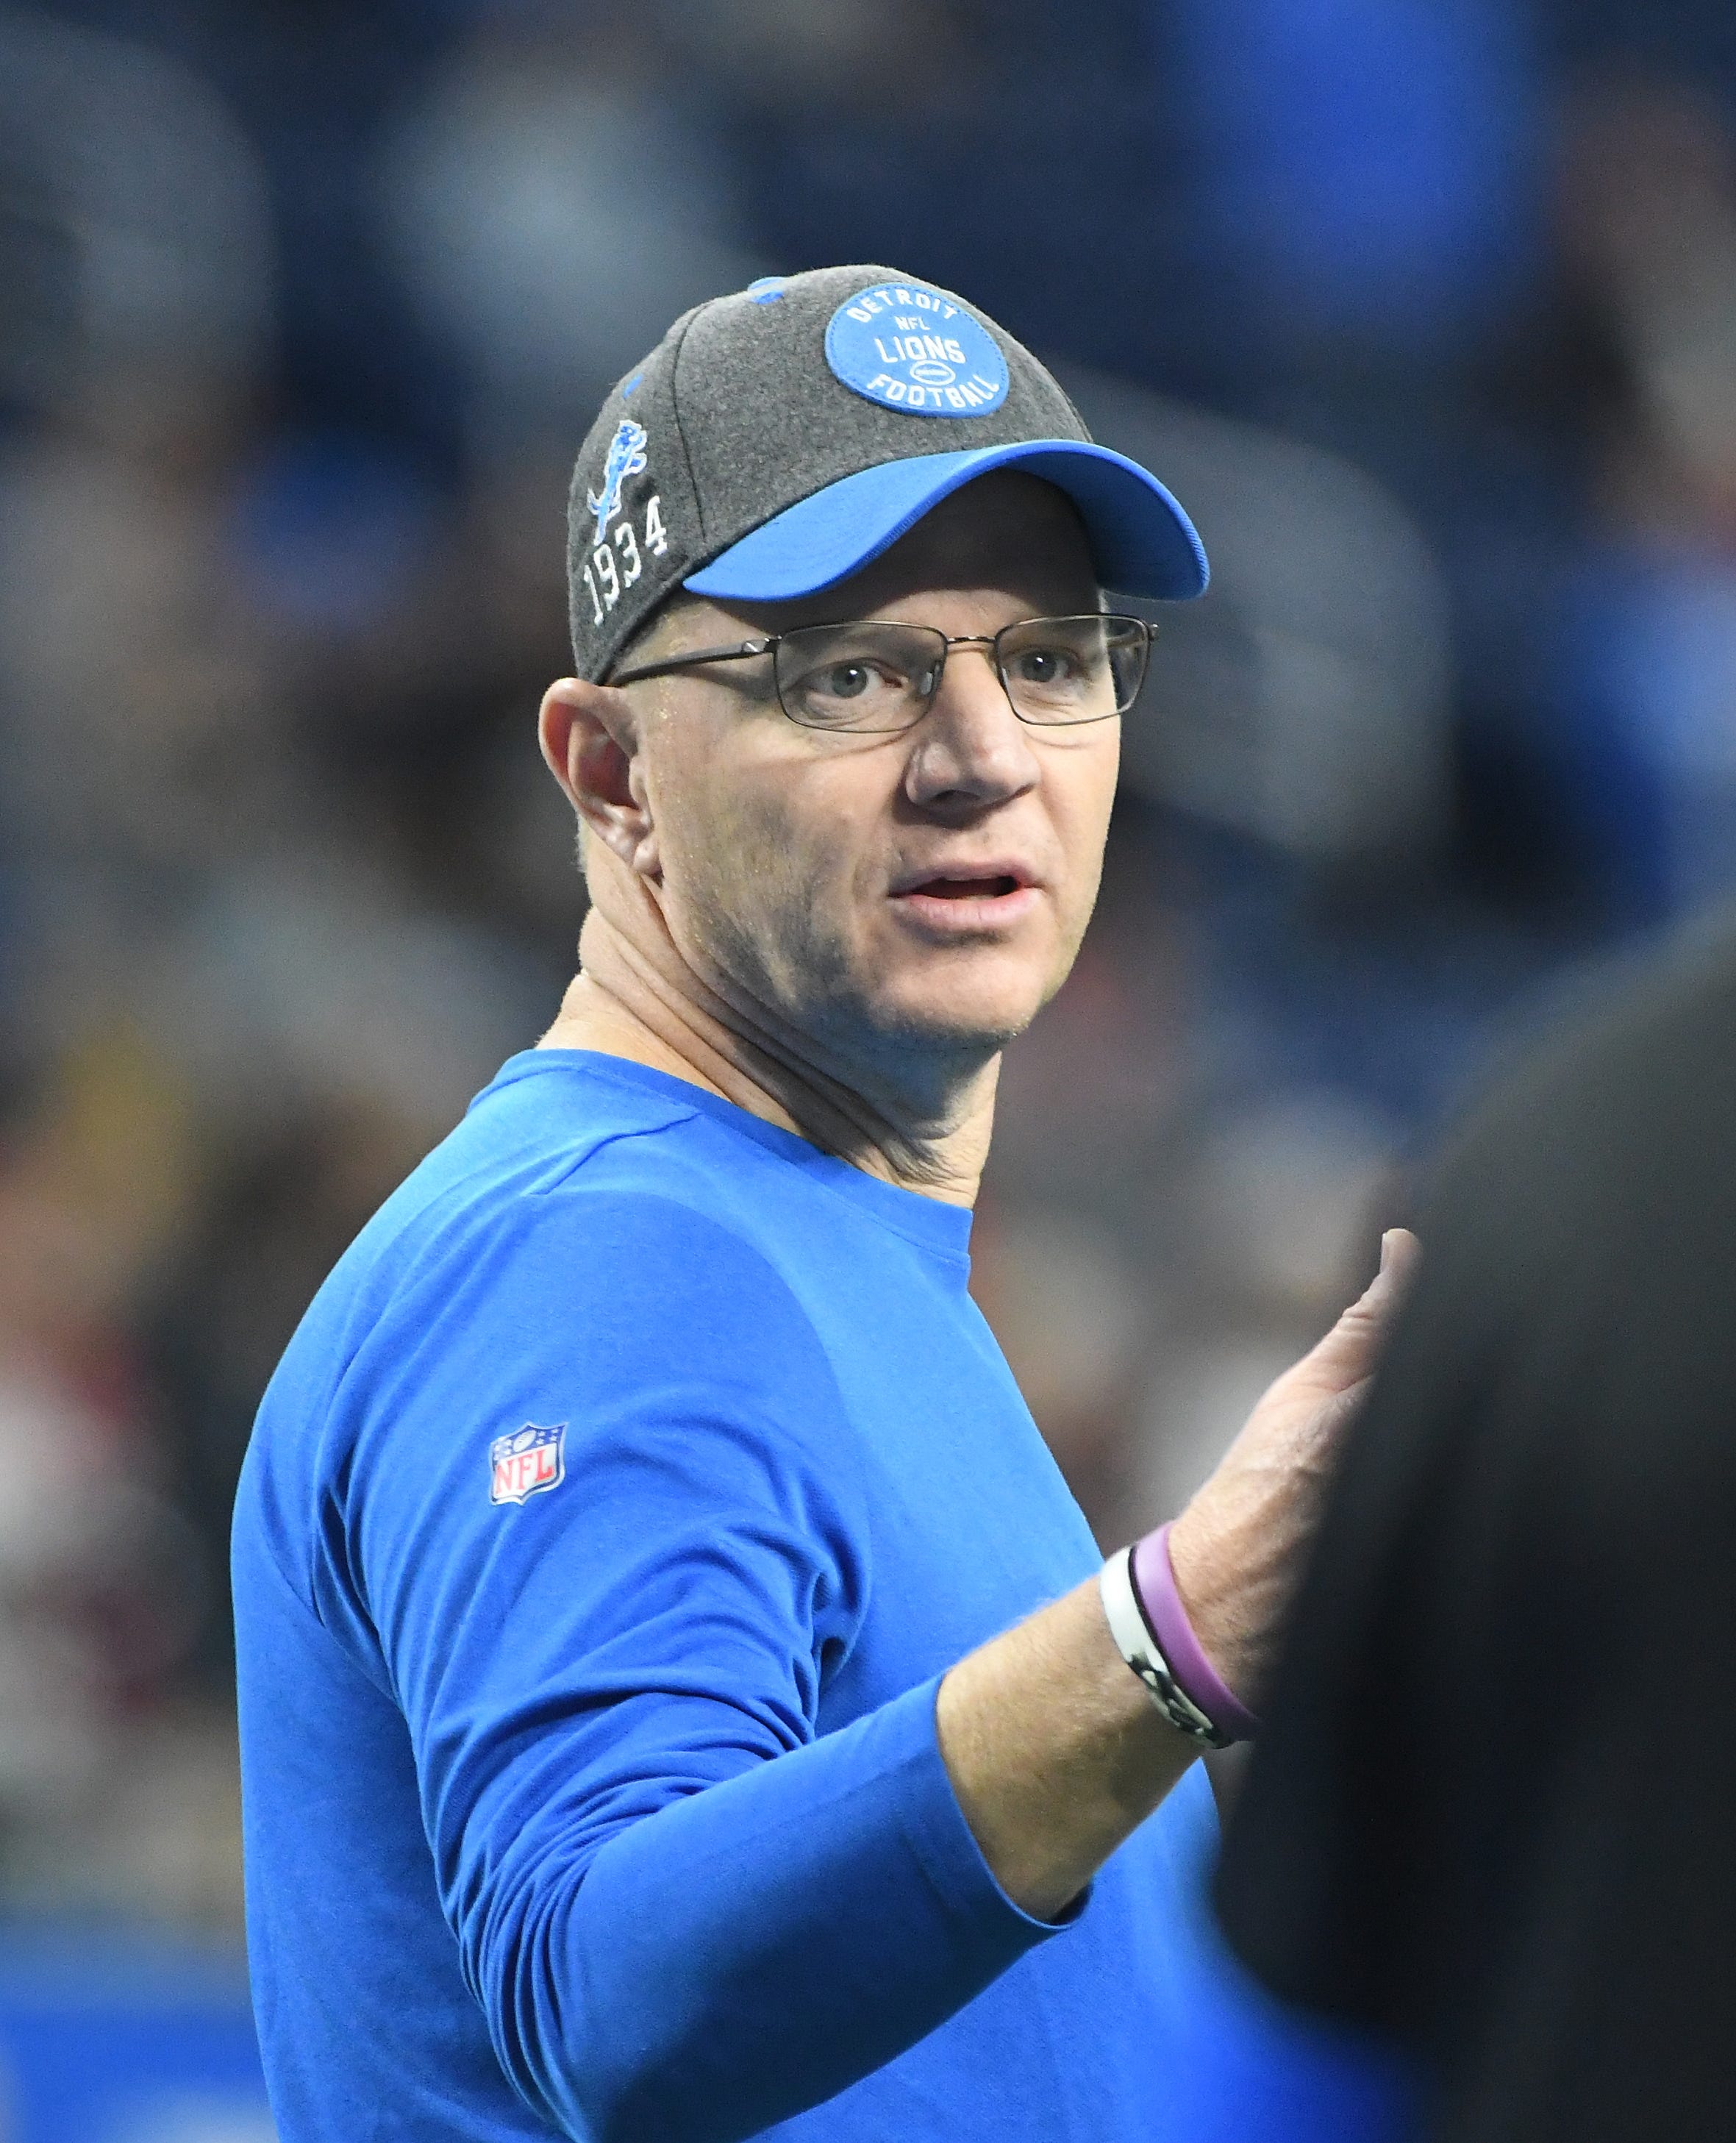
[
  {"left": 479, "top": 1678, "right": 1068, "bottom": 2143},
  {"left": 490, "top": 1602, "right": 1188, "bottom": 2137},
  {"left": 935, "top": 1574, "right": 1199, "bottom": 1919}
]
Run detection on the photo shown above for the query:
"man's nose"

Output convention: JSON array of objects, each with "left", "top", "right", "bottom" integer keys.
[{"left": 903, "top": 643, "right": 1041, "bottom": 810}]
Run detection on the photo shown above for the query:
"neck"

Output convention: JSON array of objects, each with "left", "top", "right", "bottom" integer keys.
[{"left": 537, "top": 908, "right": 999, "bottom": 1208}]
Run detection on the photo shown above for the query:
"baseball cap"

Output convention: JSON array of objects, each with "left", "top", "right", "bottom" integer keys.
[{"left": 566, "top": 263, "right": 1209, "bottom": 682}]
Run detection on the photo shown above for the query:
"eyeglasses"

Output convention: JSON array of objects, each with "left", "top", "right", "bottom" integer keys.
[{"left": 607, "top": 613, "right": 1154, "bottom": 733}]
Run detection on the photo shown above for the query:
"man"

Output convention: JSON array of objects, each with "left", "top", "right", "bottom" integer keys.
[
  {"left": 233, "top": 264, "right": 1410, "bottom": 2142},
  {"left": 1203, "top": 919, "right": 1736, "bottom": 2143}
]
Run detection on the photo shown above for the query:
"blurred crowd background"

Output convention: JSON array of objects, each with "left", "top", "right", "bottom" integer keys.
[{"left": 5, "top": 0, "right": 1736, "bottom": 2126}]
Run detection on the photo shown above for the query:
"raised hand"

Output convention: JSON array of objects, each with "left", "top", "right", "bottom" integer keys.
[{"left": 1167, "top": 1228, "right": 1421, "bottom": 1711}]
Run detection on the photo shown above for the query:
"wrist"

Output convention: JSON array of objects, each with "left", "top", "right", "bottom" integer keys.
[
  {"left": 1098, "top": 1525, "right": 1260, "bottom": 1749},
  {"left": 1132, "top": 1525, "right": 1260, "bottom": 1743}
]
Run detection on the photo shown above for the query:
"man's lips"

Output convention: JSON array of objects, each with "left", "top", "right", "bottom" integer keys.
[
  {"left": 888, "top": 864, "right": 1042, "bottom": 928},
  {"left": 905, "top": 874, "right": 1023, "bottom": 899},
  {"left": 889, "top": 861, "right": 1037, "bottom": 899}
]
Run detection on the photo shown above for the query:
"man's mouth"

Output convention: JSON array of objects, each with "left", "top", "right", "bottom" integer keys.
[
  {"left": 888, "top": 866, "right": 1040, "bottom": 931},
  {"left": 907, "top": 874, "right": 1023, "bottom": 900}
]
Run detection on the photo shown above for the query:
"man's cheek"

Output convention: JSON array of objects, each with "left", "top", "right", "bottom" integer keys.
[
  {"left": 698, "top": 798, "right": 835, "bottom": 965},
  {"left": 678, "top": 783, "right": 784, "bottom": 904}
]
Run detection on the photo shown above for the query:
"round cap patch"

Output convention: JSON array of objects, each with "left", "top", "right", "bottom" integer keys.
[{"left": 825, "top": 281, "right": 1010, "bottom": 418}]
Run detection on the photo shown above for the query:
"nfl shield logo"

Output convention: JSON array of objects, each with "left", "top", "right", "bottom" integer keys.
[{"left": 489, "top": 1422, "right": 567, "bottom": 1506}]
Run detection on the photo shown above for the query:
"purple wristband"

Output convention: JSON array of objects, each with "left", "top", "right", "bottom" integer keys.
[{"left": 1129, "top": 1523, "right": 1260, "bottom": 1744}]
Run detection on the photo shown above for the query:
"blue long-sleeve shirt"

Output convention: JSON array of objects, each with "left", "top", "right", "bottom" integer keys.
[{"left": 233, "top": 1050, "right": 1221, "bottom": 2141}]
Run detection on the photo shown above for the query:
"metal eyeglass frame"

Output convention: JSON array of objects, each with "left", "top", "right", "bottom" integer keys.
[{"left": 606, "top": 613, "right": 1154, "bottom": 731}]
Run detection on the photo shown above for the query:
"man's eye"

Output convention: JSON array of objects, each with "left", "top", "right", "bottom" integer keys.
[
  {"left": 1015, "top": 649, "right": 1074, "bottom": 683},
  {"left": 820, "top": 663, "right": 874, "bottom": 699}
]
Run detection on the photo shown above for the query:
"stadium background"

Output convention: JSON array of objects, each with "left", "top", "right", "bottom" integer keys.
[{"left": 4, "top": 0, "right": 1736, "bottom": 2133}]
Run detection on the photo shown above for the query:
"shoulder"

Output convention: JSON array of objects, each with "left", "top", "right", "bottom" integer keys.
[
  {"left": 488, "top": 1183, "right": 827, "bottom": 1348},
  {"left": 346, "top": 1055, "right": 824, "bottom": 1350},
  {"left": 351, "top": 1177, "right": 839, "bottom": 1440}
]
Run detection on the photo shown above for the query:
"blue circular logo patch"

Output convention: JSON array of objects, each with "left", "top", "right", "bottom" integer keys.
[{"left": 825, "top": 281, "right": 1010, "bottom": 418}]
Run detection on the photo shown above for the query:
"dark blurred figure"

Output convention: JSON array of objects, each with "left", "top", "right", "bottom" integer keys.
[{"left": 1207, "top": 916, "right": 1736, "bottom": 2141}]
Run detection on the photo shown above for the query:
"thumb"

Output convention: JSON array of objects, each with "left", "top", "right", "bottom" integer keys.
[{"left": 1289, "top": 1227, "right": 1420, "bottom": 1398}]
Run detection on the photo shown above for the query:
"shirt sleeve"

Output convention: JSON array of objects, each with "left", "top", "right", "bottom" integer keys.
[{"left": 321, "top": 1188, "right": 1070, "bottom": 2143}]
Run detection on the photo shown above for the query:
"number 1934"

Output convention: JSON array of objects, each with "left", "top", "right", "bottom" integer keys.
[{"left": 583, "top": 496, "right": 668, "bottom": 624}]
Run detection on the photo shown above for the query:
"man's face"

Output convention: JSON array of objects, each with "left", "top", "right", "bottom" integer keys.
[{"left": 625, "top": 471, "right": 1121, "bottom": 1079}]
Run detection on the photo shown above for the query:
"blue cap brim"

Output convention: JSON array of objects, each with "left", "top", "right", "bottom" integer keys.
[{"left": 682, "top": 441, "right": 1209, "bottom": 605}]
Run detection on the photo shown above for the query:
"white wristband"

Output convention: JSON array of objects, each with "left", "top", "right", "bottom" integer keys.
[{"left": 1098, "top": 1546, "right": 1232, "bottom": 1750}]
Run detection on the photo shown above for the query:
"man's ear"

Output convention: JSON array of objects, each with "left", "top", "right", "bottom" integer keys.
[{"left": 539, "top": 678, "right": 657, "bottom": 877}]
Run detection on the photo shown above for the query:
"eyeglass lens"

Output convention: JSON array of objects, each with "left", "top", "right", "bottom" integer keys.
[{"left": 771, "top": 616, "right": 1149, "bottom": 732}]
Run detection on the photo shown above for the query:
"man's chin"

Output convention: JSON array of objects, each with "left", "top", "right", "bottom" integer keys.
[{"left": 858, "top": 983, "right": 1044, "bottom": 1059}]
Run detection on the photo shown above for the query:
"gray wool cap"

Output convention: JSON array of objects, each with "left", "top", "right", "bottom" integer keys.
[{"left": 565, "top": 263, "right": 1207, "bottom": 681}]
